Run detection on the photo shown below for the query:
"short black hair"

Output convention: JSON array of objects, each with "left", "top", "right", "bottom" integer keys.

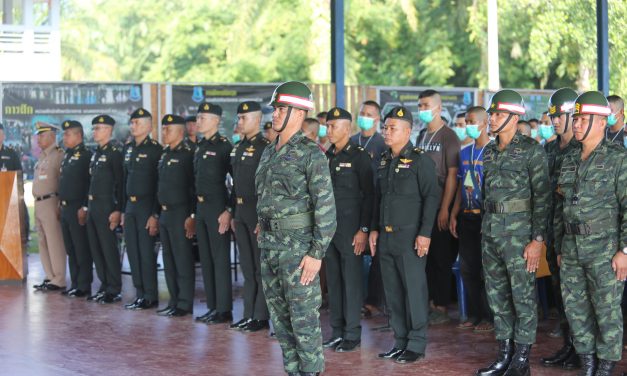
[
  {"left": 456, "top": 112, "right": 466, "bottom": 119},
  {"left": 607, "top": 95, "right": 624, "bottom": 110},
  {"left": 419, "top": 89, "right": 440, "bottom": 99},
  {"left": 528, "top": 118, "right": 539, "bottom": 123},
  {"left": 361, "top": 100, "right": 381, "bottom": 113},
  {"left": 466, "top": 106, "right": 486, "bottom": 115},
  {"left": 316, "top": 112, "right": 327, "bottom": 119},
  {"left": 517, "top": 120, "right": 530, "bottom": 126}
]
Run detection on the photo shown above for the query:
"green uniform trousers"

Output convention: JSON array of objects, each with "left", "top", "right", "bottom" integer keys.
[
  {"left": 196, "top": 201, "right": 232, "bottom": 312},
  {"left": 159, "top": 205, "right": 195, "bottom": 312},
  {"left": 561, "top": 236, "right": 623, "bottom": 361},
  {"left": 261, "top": 247, "right": 324, "bottom": 374},
  {"left": 86, "top": 199, "right": 121, "bottom": 294},
  {"left": 124, "top": 199, "right": 158, "bottom": 301},
  {"left": 324, "top": 235, "right": 362, "bottom": 341},
  {"left": 60, "top": 201, "right": 93, "bottom": 292},
  {"left": 482, "top": 234, "right": 537, "bottom": 344}
]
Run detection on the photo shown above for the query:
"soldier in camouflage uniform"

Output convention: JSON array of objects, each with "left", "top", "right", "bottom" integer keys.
[
  {"left": 554, "top": 91, "right": 627, "bottom": 376},
  {"left": 476, "top": 90, "right": 550, "bottom": 376},
  {"left": 539, "top": 88, "right": 581, "bottom": 370},
  {"left": 255, "top": 81, "right": 336, "bottom": 376}
]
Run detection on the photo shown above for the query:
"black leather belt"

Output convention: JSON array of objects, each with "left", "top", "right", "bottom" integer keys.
[{"left": 35, "top": 193, "right": 58, "bottom": 202}]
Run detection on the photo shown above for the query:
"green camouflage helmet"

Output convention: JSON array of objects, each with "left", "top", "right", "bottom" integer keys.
[
  {"left": 573, "top": 91, "right": 611, "bottom": 117},
  {"left": 548, "top": 88, "right": 578, "bottom": 116},
  {"left": 486, "top": 89, "right": 526, "bottom": 115},
  {"left": 268, "top": 81, "right": 315, "bottom": 111}
]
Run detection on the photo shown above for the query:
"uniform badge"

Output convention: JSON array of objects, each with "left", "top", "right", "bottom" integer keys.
[
  {"left": 400, "top": 158, "right": 412, "bottom": 164},
  {"left": 339, "top": 162, "right": 352, "bottom": 168}
]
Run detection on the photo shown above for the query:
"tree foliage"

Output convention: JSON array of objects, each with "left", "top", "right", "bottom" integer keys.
[{"left": 61, "top": 0, "right": 627, "bottom": 95}]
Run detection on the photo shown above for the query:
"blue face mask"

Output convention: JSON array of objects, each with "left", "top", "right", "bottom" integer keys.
[
  {"left": 419, "top": 110, "right": 434, "bottom": 124},
  {"left": 530, "top": 129, "right": 538, "bottom": 139},
  {"left": 318, "top": 125, "right": 327, "bottom": 138},
  {"left": 607, "top": 113, "right": 618, "bottom": 127},
  {"left": 231, "top": 134, "right": 241, "bottom": 144},
  {"left": 624, "top": 136, "right": 627, "bottom": 149},
  {"left": 454, "top": 127, "right": 467, "bottom": 141},
  {"left": 539, "top": 124, "right": 554, "bottom": 140},
  {"left": 466, "top": 124, "right": 481, "bottom": 139},
  {"left": 357, "top": 116, "right": 375, "bottom": 131}
]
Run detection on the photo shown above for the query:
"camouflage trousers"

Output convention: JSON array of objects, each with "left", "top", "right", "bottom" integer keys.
[
  {"left": 560, "top": 236, "right": 624, "bottom": 361},
  {"left": 482, "top": 234, "right": 537, "bottom": 344},
  {"left": 261, "top": 247, "right": 324, "bottom": 374}
]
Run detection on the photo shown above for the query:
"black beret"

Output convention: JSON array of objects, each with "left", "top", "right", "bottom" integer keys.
[
  {"left": 326, "top": 107, "right": 352, "bottom": 122},
  {"left": 384, "top": 106, "right": 413, "bottom": 124},
  {"left": 92, "top": 114, "right": 116, "bottom": 126},
  {"left": 197, "top": 102, "right": 222, "bottom": 116},
  {"left": 130, "top": 108, "right": 151, "bottom": 120},
  {"left": 184, "top": 115, "right": 197, "bottom": 123},
  {"left": 263, "top": 121, "right": 273, "bottom": 130},
  {"left": 237, "top": 101, "right": 261, "bottom": 114},
  {"left": 62, "top": 120, "right": 82, "bottom": 131},
  {"left": 161, "top": 114, "right": 186, "bottom": 126}
]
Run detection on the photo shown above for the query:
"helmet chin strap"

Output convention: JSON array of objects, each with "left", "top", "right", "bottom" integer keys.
[
  {"left": 493, "top": 113, "right": 514, "bottom": 134},
  {"left": 564, "top": 113, "right": 571, "bottom": 134},
  {"left": 579, "top": 114, "right": 594, "bottom": 142},
  {"left": 275, "top": 106, "right": 293, "bottom": 133}
]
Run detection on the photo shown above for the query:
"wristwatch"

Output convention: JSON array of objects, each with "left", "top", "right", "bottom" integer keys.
[
  {"left": 360, "top": 227, "right": 369, "bottom": 233},
  {"left": 81, "top": 206, "right": 88, "bottom": 212},
  {"left": 190, "top": 213, "right": 195, "bottom": 219},
  {"left": 534, "top": 235, "right": 544, "bottom": 243},
  {"left": 621, "top": 247, "right": 627, "bottom": 255}
]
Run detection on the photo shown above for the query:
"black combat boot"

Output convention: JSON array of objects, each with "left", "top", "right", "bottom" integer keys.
[
  {"left": 541, "top": 331, "right": 574, "bottom": 367},
  {"left": 578, "top": 354, "right": 596, "bottom": 376},
  {"left": 503, "top": 343, "right": 531, "bottom": 376},
  {"left": 595, "top": 359, "right": 615, "bottom": 376},
  {"left": 476, "top": 339, "right": 514, "bottom": 376}
]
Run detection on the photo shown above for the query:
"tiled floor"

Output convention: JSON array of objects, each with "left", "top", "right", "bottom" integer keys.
[{"left": 0, "top": 254, "right": 624, "bottom": 375}]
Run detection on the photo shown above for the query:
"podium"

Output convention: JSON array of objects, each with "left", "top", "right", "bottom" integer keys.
[{"left": 0, "top": 171, "right": 26, "bottom": 282}]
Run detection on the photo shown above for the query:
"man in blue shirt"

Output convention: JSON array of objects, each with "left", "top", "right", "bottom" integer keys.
[{"left": 450, "top": 106, "right": 493, "bottom": 332}]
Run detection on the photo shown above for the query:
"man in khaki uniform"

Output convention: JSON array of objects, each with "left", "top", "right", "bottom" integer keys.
[{"left": 32, "top": 122, "right": 66, "bottom": 291}]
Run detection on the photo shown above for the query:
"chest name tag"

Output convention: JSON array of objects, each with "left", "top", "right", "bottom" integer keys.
[
  {"left": 243, "top": 152, "right": 254, "bottom": 157},
  {"left": 339, "top": 162, "right": 351, "bottom": 168},
  {"left": 398, "top": 164, "right": 411, "bottom": 169},
  {"left": 205, "top": 151, "right": 216, "bottom": 156}
]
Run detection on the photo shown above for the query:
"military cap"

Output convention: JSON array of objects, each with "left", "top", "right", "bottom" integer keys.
[
  {"left": 130, "top": 108, "right": 152, "bottom": 120},
  {"left": 548, "top": 88, "right": 578, "bottom": 116},
  {"left": 487, "top": 89, "right": 526, "bottom": 115},
  {"left": 161, "top": 114, "right": 186, "bottom": 126},
  {"left": 62, "top": 120, "right": 82, "bottom": 131},
  {"left": 263, "top": 121, "right": 273, "bottom": 130},
  {"left": 237, "top": 101, "right": 261, "bottom": 114},
  {"left": 92, "top": 114, "right": 116, "bottom": 126},
  {"left": 197, "top": 102, "right": 222, "bottom": 116},
  {"left": 184, "top": 115, "right": 197, "bottom": 123},
  {"left": 326, "top": 107, "right": 352, "bottom": 122},
  {"left": 573, "top": 91, "right": 611, "bottom": 117},
  {"left": 35, "top": 122, "right": 59, "bottom": 134},
  {"left": 268, "top": 81, "right": 314, "bottom": 111},
  {"left": 384, "top": 106, "right": 413, "bottom": 124}
]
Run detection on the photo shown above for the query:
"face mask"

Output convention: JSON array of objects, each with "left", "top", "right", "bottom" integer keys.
[
  {"left": 607, "top": 113, "right": 618, "bottom": 127},
  {"left": 318, "top": 125, "right": 327, "bottom": 138},
  {"left": 530, "top": 129, "right": 538, "bottom": 139},
  {"left": 466, "top": 124, "right": 482, "bottom": 139},
  {"left": 539, "top": 124, "right": 554, "bottom": 140},
  {"left": 357, "top": 116, "right": 375, "bottom": 131},
  {"left": 231, "top": 134, "right": 241, "bottom": 144},
  {"left": 624, "top": 136, "right": 627, "bottom": 149},
  {"left": 419, "top": 110, "right": 434, "bottom": 124},
  {"left": 453, "top": 127, "right": 467, "bottom": 141}
]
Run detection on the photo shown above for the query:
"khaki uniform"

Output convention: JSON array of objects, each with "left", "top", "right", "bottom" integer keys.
[{"left": 33, "top": 143, "right": 66, "bottom": 287}]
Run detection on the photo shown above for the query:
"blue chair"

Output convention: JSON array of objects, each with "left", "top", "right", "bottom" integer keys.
[{"left": 452, "top": 257, "right": 468, "bottom": 322}]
